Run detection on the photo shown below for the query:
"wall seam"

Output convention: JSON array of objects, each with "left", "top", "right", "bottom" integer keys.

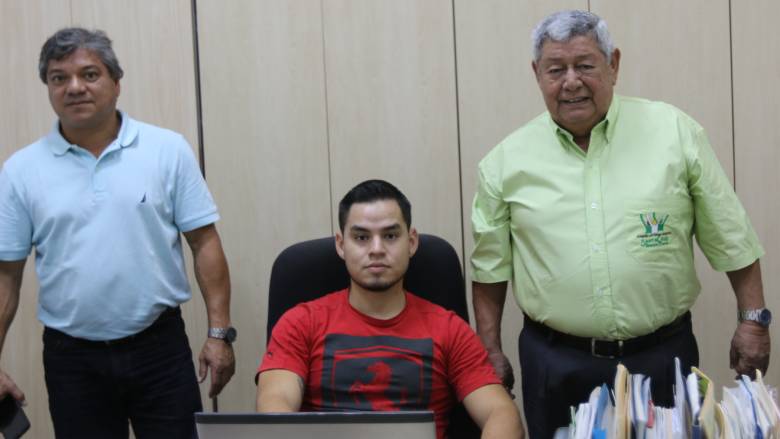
[
  {"left": 320, "top": 0, "right": 335, "bottom": 233},
  {"left": 190, "top": 0, "right": 206, "bottom": 177},
  {"left": 728, "top": 0, "right": 737, "bottom": 190},
  {"left": 451, "top": 0, "right": 468, "bottom": 310}
]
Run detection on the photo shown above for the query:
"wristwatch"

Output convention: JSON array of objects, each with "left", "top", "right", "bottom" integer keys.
[
  {"left": 208, "top": 326, "right": 237, "bottom": 345},
  {"left": 738, "top": 308, "right": 772, "bottom": 327}
]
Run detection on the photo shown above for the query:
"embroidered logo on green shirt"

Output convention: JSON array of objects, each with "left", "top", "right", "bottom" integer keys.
[{"left": 637, "top": 212, "right": 671, "bottom": 248}]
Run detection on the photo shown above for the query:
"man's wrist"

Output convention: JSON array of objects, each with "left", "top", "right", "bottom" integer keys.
[
  {"left": 208, "top": 326, "right": 237, "bottom": 345},
  {"left": 738, "top": 308, "right": 772, "bottom": 327}
]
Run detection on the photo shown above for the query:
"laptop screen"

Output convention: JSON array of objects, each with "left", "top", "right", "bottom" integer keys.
[{"left": 195, "top": 411, "right": 436, "bottom": 439}]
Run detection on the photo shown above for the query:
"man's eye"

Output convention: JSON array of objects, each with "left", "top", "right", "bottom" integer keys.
[
  {"left": 49, "top": 75, "right": 64, "bottom": 84},
  {"left": 84, "top": 71, "right": 99, "bottom": 81},
  {"left": 548, "top": 67, "right": 563, "bottom": 74},
  {"left": 354, "top": 235, "right": 369, "bottom": 241},
  {"left": 577, "top": 64, "right": 594, "bottom": 71},
  {"left": 384, "top": 233, "right": 398, "bottom": 240}
]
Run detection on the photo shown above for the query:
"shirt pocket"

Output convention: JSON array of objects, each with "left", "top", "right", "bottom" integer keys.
[{"left": 623, "top": 198, "right": 694, "bottom": 267}]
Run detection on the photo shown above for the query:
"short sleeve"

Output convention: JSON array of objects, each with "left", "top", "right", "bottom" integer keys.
[
  {"left": 0, "top": 166, "right": 33, "bottom": 261},
  {"left": 445, "top": 314, "right": 501, "bottom": 401},
  {"left": 470, "top": 154, "right": 513, "bottom": 283},
  {"left": 258, "top": 305, "right": 312, "bottom": 381},
  {"left": 171, "top": 136, "right": 219, "bottom": 232},
  {"left": 686, "top": 125, "right": 764, "bottom": 271}
]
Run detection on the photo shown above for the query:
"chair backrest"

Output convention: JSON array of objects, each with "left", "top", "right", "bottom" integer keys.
[
  {"left": 267, "top": 233, "right": 469, "bottom": 340},
  {"left": 266, "top": 233, "right": 479, "bottom": 439}
]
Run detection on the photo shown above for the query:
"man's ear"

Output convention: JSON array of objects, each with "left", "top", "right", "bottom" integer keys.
[
  {"left": 609, "top": 48, "right": 621, "bottom": 85},
  {"left": 335, "top": 231, "right": 346, "bottom": 260},
  {"left": 531, "top": 60, "right": 541, "bottom": 82},
  {"left": 408, "top": 227, "right": 419, "bottom": 258}
]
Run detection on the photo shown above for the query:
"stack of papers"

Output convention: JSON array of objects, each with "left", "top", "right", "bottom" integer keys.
[{"left": 554, "top": 360, "right": 779, "bottom": 438}]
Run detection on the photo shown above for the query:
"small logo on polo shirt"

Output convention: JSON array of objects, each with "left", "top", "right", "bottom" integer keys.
[{"left": 637, "top": 212, "right": 671, "bottom": 248}]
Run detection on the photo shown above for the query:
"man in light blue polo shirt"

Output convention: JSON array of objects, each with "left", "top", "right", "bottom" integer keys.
[{"left": 0, "top": 28, "right": 235, "bottom": 438}]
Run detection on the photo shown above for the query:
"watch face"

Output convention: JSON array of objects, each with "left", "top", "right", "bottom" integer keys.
[
  {"left": 760, "top": 309, "right": 772, "bottom": 325},
  {"left": 225, "top": 327, "right": 237, "bottom": 343}
]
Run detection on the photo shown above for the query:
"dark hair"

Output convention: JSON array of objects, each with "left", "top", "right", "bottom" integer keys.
[
  {"left": 338, "top": 180, "right": 412, "bottom": 231},
  {"left": 39, "top": 27, "right": 124, "bottom": 83}
]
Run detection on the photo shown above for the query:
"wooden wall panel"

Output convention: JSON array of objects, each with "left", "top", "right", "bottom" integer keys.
[
  {"left": 732, "top": 0, "right": 780, "bottom": 386},
  {"left": 71, "top": 0, "right": 199, "bottom": 146},
  {"left": 592, "top": 0, "right": 740, "bottom": 393},
  {"left": 453, "top": 0, "right": 586, "bottom": 419},
  {"left": 322, "top": 0, "right": 462, "bottom": 253},
  {"left": 0, "top": 2, "right": 71, "bottom": 437},
  {"left": 71, "top": 0, "right": 216, "bottom": 410},
  {"left": 196, "top": 0, "right": 332, "bottom": 410}
]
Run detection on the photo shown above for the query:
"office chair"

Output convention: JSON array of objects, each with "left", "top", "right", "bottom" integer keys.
[{"left": 267, "top": 234, "right": 480, "bottom": 439}]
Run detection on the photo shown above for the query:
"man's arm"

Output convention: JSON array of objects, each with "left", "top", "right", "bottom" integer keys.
[
  {"left": 256, "top": 369, "right": 304, "bottom": 412},
  {"left": 726, "top": 259, "right": 770, "bottom": 376},
  {"left": 472, "top": 281, "right": 514, "bottom": 388},
  {"left": 0, "top": 259, "right": 26, "bottom": 403},
  {"left": 462, "top": 384, "right": 523, "bottom": 439},
  {"left": 183, "top": 224, "right": 235, "bottom": 398}
]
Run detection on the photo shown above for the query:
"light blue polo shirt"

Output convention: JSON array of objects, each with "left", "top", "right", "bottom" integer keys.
[{"left": 0, "top": 112, "right": 219, "bottom": 340}]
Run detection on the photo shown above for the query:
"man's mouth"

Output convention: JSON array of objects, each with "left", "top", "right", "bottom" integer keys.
[
  {"left": 366, "top": 264, "right": 389, "bottom": 272},
  {"left": 66, "top": 101, "right": 92, "bottom": 107},
  {"left": 561, "top": 97, "right": 589, "bottom": 104}
]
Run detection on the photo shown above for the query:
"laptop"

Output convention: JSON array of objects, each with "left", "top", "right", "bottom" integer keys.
[{"left": 195, "top": 411, "right": 436, "bottom": 439}]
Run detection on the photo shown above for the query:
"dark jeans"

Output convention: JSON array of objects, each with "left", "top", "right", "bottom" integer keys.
[
  {"left": 43, "top": 307, "right": 202, "bottom": 439},
  {"left": 519, "top": 315, "right": 699, "bottom": 439}
]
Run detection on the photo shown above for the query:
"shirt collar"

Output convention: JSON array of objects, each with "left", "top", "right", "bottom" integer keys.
[
  {"left": 547, "top": 94, "right": 622, "bottom": 148},
  {"left": 47, "top": 110, "right": 139, "bottom": 156}
]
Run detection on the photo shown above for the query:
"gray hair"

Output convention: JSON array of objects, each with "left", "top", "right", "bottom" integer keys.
[
  {"left": 38, "top": 27, "right": 124, "bottom": 83},
  {"left": 531, "top": 10, "right": 614, "bottom": 63}
]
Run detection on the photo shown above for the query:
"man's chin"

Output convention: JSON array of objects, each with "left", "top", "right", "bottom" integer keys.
[{"left": 353, "top": 277, "right": 403, "bottom": 293}]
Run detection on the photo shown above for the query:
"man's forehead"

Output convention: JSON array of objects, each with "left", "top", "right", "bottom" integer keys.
[
  {"left": 539, "top": 36, "right": 603, "bottom": 59},
  {"left": 345, "top": 200, "right": 406, "bottom": 229},
  {"left": 47, "top": 48, "right": 105, "bottom": 71}
]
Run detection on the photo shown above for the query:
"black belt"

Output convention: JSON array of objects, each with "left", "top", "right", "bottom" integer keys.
[
  {"left": 44, "top": 306, "right": 180, "bottom": 347},
  {"left": 524, "top": 311, "right": 691, "bottom": 359}
]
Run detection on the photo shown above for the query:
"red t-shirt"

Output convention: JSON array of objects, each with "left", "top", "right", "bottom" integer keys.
[{"left": 259, "top": 289, "right": 500, "bottom": 439}]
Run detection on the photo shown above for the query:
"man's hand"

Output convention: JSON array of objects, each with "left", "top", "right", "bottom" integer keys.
[
  {"left": 488, "top": 350, "right": 515, "bottom": 392},
  {"left": 199, "top": 338, "right": 235, "bottom": 398},
  {"left": 730, "top": 321, "right": 770, "bottom": 378},
  {"left": 0, "top": 369, "right": 24, "bottom": 404}
]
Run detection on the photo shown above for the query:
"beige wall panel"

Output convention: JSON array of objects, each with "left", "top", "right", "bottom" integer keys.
[
  {"left": 732, "top": 0, "right": 780, "bottom": 386},
  {"left": 0, "top": 2, "right": 70, "bottom": 437},
  {"left": 593, "top": 0, "right": 740, "bottom": 393},
  {"left": 197, "top": 0, "right": 331, "bottom": 410},
  {"left": 323, "top": 0, "right": 462, "bottom": 254},
  {"left": 71, "top": 0, "right": 220, "bottom": 410},
  {"left": 71, "top": 0, "right": 199, "bottom": 148},
  {"left": 454, "top": 0, "right": 586, "bottom": 421}
]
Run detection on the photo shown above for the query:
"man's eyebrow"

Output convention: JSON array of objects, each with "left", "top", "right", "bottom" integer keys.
[{"left": 348, "top": 223, "right": 402, "bottom": 233}]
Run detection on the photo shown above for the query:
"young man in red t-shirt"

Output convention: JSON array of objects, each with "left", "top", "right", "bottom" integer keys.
[{"left": 257, "top": 179, "right": 523, "bottom": 439}]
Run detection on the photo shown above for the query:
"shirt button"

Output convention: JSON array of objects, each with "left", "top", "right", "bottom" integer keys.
[
  {"left": 591, "top": 202, "right": 598, "bottom": 209},
  {"left": 592, "top": 244, "right": 601, "bottom": 253}
]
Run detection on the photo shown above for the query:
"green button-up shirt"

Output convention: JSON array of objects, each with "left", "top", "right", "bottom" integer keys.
[{"left": 471, "top": 95, "right": 763, "bottom": 339}]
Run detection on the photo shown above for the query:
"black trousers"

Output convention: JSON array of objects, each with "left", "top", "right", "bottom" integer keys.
[
  {"left": 518, "top": 315, "right": 698, "bottom": 439},
  {"left": 43, "top": 307, "right": 202, "bottom": 439}
]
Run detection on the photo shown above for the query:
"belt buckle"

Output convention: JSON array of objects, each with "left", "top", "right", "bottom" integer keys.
[{"left": 590, "top": 339, "right": 623, "bottom": 359}]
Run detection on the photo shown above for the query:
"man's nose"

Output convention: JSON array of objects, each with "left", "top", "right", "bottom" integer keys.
[
  {"left": 368, "top": 236, "right": 385, "bottom": 254},
  {"left": 562, "top": 67, "right": 582, "bottom": 91},
  {"left": 65, "top": 76, "right": 86, "bottom": 94}
]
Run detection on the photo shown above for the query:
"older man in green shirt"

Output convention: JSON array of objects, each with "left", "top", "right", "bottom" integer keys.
[{"left": 471, "top": 10, "right": 770, "bottom": 437}]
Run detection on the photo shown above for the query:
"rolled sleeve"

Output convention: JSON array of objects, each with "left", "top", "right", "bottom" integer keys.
[
  {"left": 687, "top": 126, "right": 764, "bottom": 271},
  {"left": 0, "top": 166, "right": 32, "bottom": 261},
  {"left": 470, "top": 158, "right": 513, "bottom": 283}
]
